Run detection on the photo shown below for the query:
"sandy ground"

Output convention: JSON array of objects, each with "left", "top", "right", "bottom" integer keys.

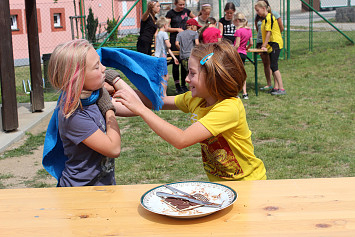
[{"left": 0, "top": 116, "right": 57, "bottom": 189}]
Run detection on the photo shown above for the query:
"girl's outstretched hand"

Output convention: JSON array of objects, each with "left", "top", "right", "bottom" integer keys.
[{"left": 113, "top": 89, "right": 147, "bottom": 116}]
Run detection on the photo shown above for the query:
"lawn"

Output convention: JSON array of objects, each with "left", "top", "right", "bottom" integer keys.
[
  {"left": 114, "top": 37, "right": 355, "bottom": 184},
  {"left": 1, "top": 31, "right": 354, "bottom": 186}
]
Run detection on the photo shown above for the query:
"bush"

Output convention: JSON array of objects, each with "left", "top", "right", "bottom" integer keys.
[{"left": 87, "top": 8, "right": 98, "bottom": 43}]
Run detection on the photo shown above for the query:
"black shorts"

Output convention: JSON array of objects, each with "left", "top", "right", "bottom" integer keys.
[
  {"left": 239, "top": 53, "right": 247, "bottom": 64},
  {"left": 268, "top": 42, "right": 281, "bottom": 72}
]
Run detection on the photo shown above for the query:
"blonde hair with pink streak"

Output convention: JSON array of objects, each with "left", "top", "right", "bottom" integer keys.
[{"left": 48, "top": 39, "right": 93, "bottom": 118}]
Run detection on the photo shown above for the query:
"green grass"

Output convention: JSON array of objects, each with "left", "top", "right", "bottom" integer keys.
[
  {"left": 0, "top": 31, "right": 354, "bottom": 187},
  {"left": 0, "top": 132, "right": 46, "bottom": 159}
]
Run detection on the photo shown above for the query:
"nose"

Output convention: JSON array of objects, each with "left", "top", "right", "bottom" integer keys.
[{"left": 185, "top": 75, "right": 190, "bottom": 83}]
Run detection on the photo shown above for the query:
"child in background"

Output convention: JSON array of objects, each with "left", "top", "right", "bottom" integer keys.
[
  {"left": 47, "top": 39, "right": 121, "bottom": 187},
  {"left": 176, "top": 18, "right": 200, "bottom": 74},
  {"left": 218, "top": 2, "right": 236, "bottom": 44},
  {"left": 255, "top": 1, "right": 286, "bottom": 95},
  {"left": 115, "top": 41, "right": 267, "bottom": 182},
  {"left": 136, "top": 0, "right": 160, "bottom": 55},
  {"left": 166, "top": 0, "right": 196, "bottom": 94},
  {"left": 255, "top": 0, "right": 284, "bottom": 91},
  {"left": 200, "top": 17, "right": 222, "bottom": 44},
  {"left": 155, "top": 17, "right": 179, "bottom": 95},
  {"left": 233, "top": 12, "right": 253, "bottom": 100},
  {"left": 194, "top": 3, "right": 212, "bottom": 29}
]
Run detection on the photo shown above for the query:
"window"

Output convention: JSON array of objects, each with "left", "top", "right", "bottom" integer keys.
[
  {"left": 50, "top": 8, "right": 66, "bottom": 32},
  {"left": 53, "top": 13, "right": 61, "bottom": 28},
  {"left": 10, "top": 9, "right": 23, "bottom": 35},
  {"left": 11, "top": 15, "right": 18, "bottom": 30}
]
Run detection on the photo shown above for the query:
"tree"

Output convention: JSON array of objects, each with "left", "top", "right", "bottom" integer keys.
[{"left": 87, "top": 8, "right": 98, "bottom": 43}]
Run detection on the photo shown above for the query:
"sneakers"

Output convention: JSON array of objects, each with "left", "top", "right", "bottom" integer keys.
[
  {"left": 242, "top": 94, "right": 249, "bottom": 99},
  {"left": 271, "top": 89, "right": 286, "bottom": 95},
  {"left": 260, "top": 85, "right": 273, "bottom": 90},
  {"left": 268, "top": 88, "right": 278, "bottom": 94}
]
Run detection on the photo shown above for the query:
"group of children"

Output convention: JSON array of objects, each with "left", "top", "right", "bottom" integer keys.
[
  {"left": 43, "top": 0, "right": 287, "bottom": 187},
  {"left": 153, "top": 0, "right": 285, "bottom": 99}
]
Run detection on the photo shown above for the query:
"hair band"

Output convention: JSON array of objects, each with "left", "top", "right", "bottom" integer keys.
[
  {"left": 202, "top": 4, "right": 211, "bottom": 7},
  {"left": 200, "top": 53, "right": 214, "bottom": 65}
]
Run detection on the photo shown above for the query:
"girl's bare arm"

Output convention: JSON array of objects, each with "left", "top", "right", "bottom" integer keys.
[
  {"left": 82, "top": 110, "right": 121, "bottom": 158},
  {"left": 277, "top": 17, "right": 284, "bottom": 32},
  {"left": 115, "top": 89, "right": 212, "bottom": 149},
  {"left": 166, "top": 18, "right": 183, "bottom": 33},
  {"left": 246, "top": 36, "right": 253, "bottom": 50}
]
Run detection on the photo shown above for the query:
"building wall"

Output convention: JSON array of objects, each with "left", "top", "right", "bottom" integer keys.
[{"left": 9, "top": 0, "right": 141, "bottom": 66}]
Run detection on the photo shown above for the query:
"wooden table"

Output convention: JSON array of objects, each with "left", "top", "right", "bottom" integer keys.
[
  {"left": 1, "top": 177, "right": 355, "bottom": 236},
  {"left": 247, "top": 48, "right": 267, "bottom": 96}
]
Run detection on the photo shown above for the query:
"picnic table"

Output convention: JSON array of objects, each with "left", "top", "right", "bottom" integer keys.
[
  {"left": 1, "top": 177, "right": 354, "bottom": 236},
  {"left": 247, "top": 48, "right": 267, "bottom": 96}
]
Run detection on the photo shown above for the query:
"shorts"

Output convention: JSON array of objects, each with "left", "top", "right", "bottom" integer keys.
[
  {"left": 238, "top": 53, "right": 247, "bottom": 65},
  {"left": 268, "top": 42, "right": 281, "bottom": 72}
]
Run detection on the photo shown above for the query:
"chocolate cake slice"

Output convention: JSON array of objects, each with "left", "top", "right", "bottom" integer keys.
[{"left": 162, "top": 196, "right": 202, "bottom": 211}]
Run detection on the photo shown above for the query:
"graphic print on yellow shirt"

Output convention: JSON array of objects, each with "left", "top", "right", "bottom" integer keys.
[{"left": 201, "top": 134, "right": 243, "bottom": 179}]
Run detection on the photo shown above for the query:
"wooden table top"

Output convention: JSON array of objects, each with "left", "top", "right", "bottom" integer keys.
[
  {"left": 1, "top": 177, "right": 354, "bottom": 236},
  {"left": 247, "top": 48, "right": 267, "bottom": 53}
]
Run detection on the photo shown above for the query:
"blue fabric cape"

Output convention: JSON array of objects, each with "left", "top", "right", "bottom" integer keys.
[
  {"left": 96, "top": 47, "right": 168, "bottom": 110},
  {"left": 42, "top": 90, "right": 99, "bottom": 182}
]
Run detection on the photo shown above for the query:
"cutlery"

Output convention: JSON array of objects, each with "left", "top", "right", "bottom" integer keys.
[
  {"left": 163, "top": 184, "right": 210, "bottom": 202},
  {"left": 156, "top": 192, "right": 222, "bottom": 208}
]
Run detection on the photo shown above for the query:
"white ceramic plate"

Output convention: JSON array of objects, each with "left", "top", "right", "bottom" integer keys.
[{"left": 140, "top": 181, "right": 237, "bottom": 219}]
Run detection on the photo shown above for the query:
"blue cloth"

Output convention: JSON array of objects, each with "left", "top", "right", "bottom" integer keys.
[
  {"left": 42, "top": 90, "right": 100, "bottom": 182},
  {"left": 97, "top": 47, "right": 168, "bottom": 110}
]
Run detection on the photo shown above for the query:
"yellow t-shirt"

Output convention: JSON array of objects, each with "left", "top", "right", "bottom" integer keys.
[
  {"left": 175, "top": 92, "right": 266, "bottom": 181},
  {"left": 261, "top": 13, "right": 283, "bottom": 53}
]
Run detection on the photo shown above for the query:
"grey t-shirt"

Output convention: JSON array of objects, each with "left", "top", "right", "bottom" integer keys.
[
  {"left": 58, "top": 104, "right": 115, "bottom": 187},
  {"left": 176, "top": 30, "right": 198, "bottom": 60},
  {"left": 256, "top": 10, "right": 281, "bottom": 44},
  {"left": 155, "top": 31, "right": 169, "bottom": 58}
]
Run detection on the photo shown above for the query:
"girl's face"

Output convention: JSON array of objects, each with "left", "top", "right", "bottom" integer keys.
[
  {"left": 224, "top": 9, "right": 235, "bottom": 21},
  {"left": 153, "top": 2, "right": 161, "bottom": 14},
  {"left": 255, "top": 6, "right": 267, "bottom": 17},
  {"left": 174, "top": 0, "right": 185, "bottom": 12},
  {"left": 201, "top": 9, "right": 211, "bottom": 18},
  {"left": 84, "top": 48, "right": 106, "bottom": 91},
  {"left": 185, "top": 56, "right": 210, "bottom": 99}
]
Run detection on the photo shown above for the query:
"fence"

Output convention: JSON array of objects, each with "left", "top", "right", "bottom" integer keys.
[{"left": 9, "top": 0, "right": 355, "bottom": 67}]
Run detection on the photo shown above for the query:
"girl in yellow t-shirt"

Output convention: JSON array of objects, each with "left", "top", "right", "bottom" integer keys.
[
  {"left": 255, "top": 0, "right": 286, "bottom": 95},
  {"left": 114, "top": 41, "right": 266, "bottom": 181}
]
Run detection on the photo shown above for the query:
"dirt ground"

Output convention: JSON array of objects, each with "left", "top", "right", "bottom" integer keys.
[{"left": 0, "top": 116, "right": 57, "bottom": 189}]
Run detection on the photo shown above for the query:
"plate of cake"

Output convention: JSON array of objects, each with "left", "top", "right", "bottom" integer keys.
[{"left": 140, "top": 181, "right": 237, "bottom": 218}]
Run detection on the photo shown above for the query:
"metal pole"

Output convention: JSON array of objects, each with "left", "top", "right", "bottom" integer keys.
[
  {"left": 287, "top": 0, "right": 290, "bottom": 59},
  {"left": 309, "top": 0, "right": 313, "bottom": 52},
  {"left": 112, "top": 0, "right": 114, "bottom": 19},
  {"left": 142, "top": 0, "right": 147, "bottom": 13}
]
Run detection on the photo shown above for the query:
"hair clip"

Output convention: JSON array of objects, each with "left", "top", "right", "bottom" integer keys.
[{"left": 200, "top": 53, "right": 214, "bottom": 65}]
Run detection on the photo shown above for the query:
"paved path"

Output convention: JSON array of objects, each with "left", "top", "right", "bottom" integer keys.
[{"left": 0, "top": 102, "right": 57, "bottom": 153}]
